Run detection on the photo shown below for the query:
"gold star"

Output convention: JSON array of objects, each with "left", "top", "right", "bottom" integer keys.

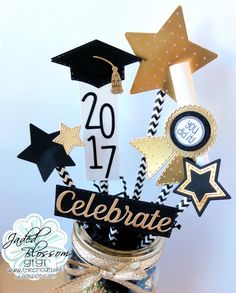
[
  {"left": 53, "top": 123, "right": 84, "bottom": 154},
  {"left": 174, "top": 159, "right": 230, "bottom": 216},
  {"left": 126, "top": 6, "right": 217, "bottom": 100},
  {"left": 130, "top": 137, "right": 173, "bottom": 178}
]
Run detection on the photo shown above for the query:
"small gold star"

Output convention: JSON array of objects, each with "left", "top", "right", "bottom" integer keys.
[
  {"left": 53, "top": 123, "right": 84, "bottom": 154},
  {"left": 126, "top": 6, "right": 217, "bottom": 100},
  {"left": 174, "top": 159, "right": 230, "bottom": 216}
]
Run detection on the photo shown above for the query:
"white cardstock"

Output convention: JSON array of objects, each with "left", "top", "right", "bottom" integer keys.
[
  {"left": 174, "top": 116, "right": 205, "bottom": 147},
  {"left": 79, "top": 82, "right": 119, "bottom": 180}
]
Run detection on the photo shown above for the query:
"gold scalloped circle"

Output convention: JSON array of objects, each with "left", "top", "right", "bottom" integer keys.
[{"left": 164, "top": 105, "right": 217, "bottom": 158}]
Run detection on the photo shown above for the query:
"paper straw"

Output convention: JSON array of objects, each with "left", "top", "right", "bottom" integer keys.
[
  {"left": 100, "top": 180, "right": 109, "bottom": 194},
  {"left": 119, "top": 176, "right": 128, "bottom": 198},
  {"left": 137, "top": 184, "right": 174, "bottom": 248},
  {"left": 156, "top": 183, "right": 173, "bottom": 205},
  {"left": 132, "top": 90, "right": 166, "bottom": 200},
  {"left": 56, "top": 167, "right": 75, "bottom": 188},
  {"left": 107, "top": 176, "right": 128, "bottom": 246}
]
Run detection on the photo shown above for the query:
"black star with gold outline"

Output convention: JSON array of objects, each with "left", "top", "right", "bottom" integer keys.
[
  {"left": 17, "top": 124, "right": 75, "bottom": 182},
  {"left": 174, "top": 158, "right": 230, "bottom": 216}
]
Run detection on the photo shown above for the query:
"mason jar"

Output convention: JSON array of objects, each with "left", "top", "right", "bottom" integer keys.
[{"left": 67, "top": 221, "right": 164, "bottom": 293}]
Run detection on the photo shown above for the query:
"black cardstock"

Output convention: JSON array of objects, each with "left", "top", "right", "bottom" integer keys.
[
  {"left": 55, "top": 185, "right": 178, "bottom": 238},
  {"left": 170, "top": 111, "right": 211, "bottom": 152},
  {"left": 17, "top": 124, "right": 75, "bottom": 182},
  {"left": 51, "top": 39, "right": 141, "bottom": 88},
  {"left": 174, "top": 158, "right": 231, "bottom": 216}
]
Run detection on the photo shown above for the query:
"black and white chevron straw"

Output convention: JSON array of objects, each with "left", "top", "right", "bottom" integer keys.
[
  {"left": 100, "top": 180, "right": 109, "bottom": 194},
  {"left": 100, "top": 180, "right": 118, "bottom": 246},
  {"left": 56, "top": 166, "right": 75, "bottom": 188},
  {"left": 108, "top": 176, "right": 129, "bottom": 246},
  {"left": 138, "top": 184, "right": 173, "bottom": 249},
  {"left": 156, "top": 183, "right": 173, "bottom": 205},
  {"left": 139, "top": 234, "right": 157, "bottom": 249},
  {"left": 132, "top": 90, "right": 166, "bottom": 200},
  {"left": 176, "top": 197, "right": 192, "bottom": 216}
]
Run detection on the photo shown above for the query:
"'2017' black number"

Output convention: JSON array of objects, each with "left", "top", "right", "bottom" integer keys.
[{"left": 82, "top": 92, "right": 117, "bottom": 178}]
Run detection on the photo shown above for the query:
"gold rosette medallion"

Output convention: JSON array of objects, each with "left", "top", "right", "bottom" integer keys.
[{"left": 130, "top": 105, "right": 217, "bottom": 185}]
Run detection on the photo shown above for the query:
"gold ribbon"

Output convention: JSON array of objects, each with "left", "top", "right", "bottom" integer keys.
[{"left": 46, "top": 259, "right": 152, "bottom": 293}]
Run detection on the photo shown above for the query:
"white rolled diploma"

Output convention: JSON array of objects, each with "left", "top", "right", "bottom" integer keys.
[{"left": 169, "top": 61, "right": 208, "bottom": 165}]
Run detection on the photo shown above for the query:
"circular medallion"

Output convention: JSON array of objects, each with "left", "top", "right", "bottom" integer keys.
[{"left": 165, "top": 105, "right": 217, "bottom": 157}]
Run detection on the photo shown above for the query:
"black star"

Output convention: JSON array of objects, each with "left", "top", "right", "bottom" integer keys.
[
  {"left": 185, "top": 170, "right": 217, "bottom": 202},
  {"left": 18, "top": 124, "right": 75, "bottom": 181},
  {"left": 174, "top": 159, "right": 230, "bottom": 216}
]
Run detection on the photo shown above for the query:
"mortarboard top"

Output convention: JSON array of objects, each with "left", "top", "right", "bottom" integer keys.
[{"left": 51, "top": 39, "right": 142, "bottom": 88}]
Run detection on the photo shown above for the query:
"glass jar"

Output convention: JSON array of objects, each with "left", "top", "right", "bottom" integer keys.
[{"left": 69, "top": 222, "right": 164, "bottom": 293}]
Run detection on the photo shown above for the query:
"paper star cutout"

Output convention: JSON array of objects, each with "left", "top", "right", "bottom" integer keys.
[
  {"left": 17, "top": 124, "right": 75, "bottom": 181},
  {"left": 130, "top": 137, "right": 173, "bottom": 178},
  {"left": 53, "top": 123, "right": 84, "bottom": 154},
  {"left": 174, "top": 159, "right": 230, "bottom": 216},
  {"left": 126, "top": 6, "right": 217, "bottom": 99}
]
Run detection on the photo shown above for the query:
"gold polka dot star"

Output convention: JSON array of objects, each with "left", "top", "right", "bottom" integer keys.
[{"left": 125, "top": 6, "right": 217, "bottom": 100}]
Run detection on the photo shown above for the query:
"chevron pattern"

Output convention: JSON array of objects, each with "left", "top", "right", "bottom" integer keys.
[
  {"left": 156, "top": 183, "right": 173, "bottom": 205},
  {"left": 137, "top": 184, "right": 174, "bottom": 248},
  {"left": 108, "top": 226, "right": 118, "bottom": 246},
  {"left": 132, "top": 157, "right": 147, "bottom": 200},
  {"left": 100, "top": 180, "right": 109, "bottom": 193},
  {"left": 56, "top": 167, "right": 75, "bottom": 188},
  {"left": 147, "top": 90, "right": 166, "bottom": 137},
  {"left": 99, "top": 180, "right": 118, "bottom": 246},
  {"left": 176, "top": 197, "right": 192, "bottom": 215},
  {"left": 119, "top": 176, "right": 128, "bottom": 196},
  {"left": 133, "top": 90, "right": 166, "bottom": 200},
  {"left": 138, "top": 234, "right": 157, "bottom": 249}
]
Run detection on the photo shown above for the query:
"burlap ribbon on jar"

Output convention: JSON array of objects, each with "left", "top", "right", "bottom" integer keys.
[{"left": 45, "top": 259, "right": 152, "bottom": 293}]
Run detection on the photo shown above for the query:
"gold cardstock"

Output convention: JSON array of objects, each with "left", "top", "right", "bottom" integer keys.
[
  {"left": 130, "top": 105, "right": 217, "bottom": 185},
  {"left": 174, "top": 159, "right": 230, "bottom": 216},
  {"left": 165, "top": 105, "right": 217, "bottom": 158},
  {"left": 53, "top": 123, "right": 84, "bottom": 154},
  {"left": 126, "top": 6, "right": 217, "bottom": 99},
  {"left": 55, "top": 185, "right": 178, "bottom": 238}
]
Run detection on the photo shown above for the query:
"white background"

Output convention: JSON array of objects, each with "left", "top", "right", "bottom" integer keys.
[{"left": 0, "top": 0, "right": 235, "bottom": 292}]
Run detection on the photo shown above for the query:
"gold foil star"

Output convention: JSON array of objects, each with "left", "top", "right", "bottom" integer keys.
[
  {"left": 126, "top": 6, "right": 217, "bottom": 100},
  {"left": 174, "top": 159, "right": 230, "bottom": 216},
  {"left": 53, "top": 123, "right": 84, "bottom": 154}
]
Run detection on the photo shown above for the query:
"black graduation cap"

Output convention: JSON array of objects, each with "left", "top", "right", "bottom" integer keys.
[{"left": 51, "top": 39, "right": 141, "bottom": 88}]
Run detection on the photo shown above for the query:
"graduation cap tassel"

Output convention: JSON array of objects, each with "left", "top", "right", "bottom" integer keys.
[
  {"left": 93, "top": 56, "right": 123, "bottom": 94},
  {"left": 111, "top": 66, "right": 123, "bottom": 94}
]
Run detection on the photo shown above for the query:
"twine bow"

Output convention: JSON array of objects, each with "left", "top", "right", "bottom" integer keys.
[{"left": 45, "top": 259, "right": 152, "bottom": 293}]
